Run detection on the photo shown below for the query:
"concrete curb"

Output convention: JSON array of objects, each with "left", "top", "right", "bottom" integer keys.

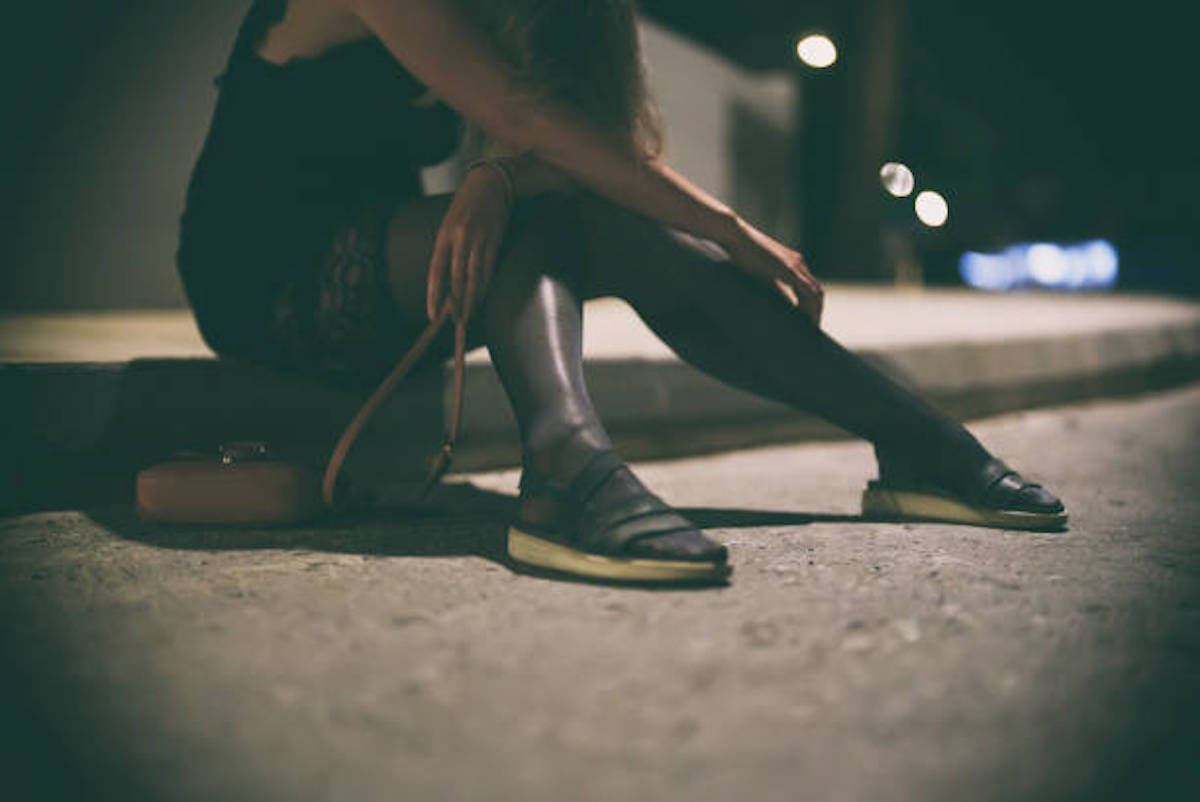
[
  {"left": 3, "top": 289, "right": 1198, "bottom": 510},
  {"left": 451, "top": 306, "right": 1200, "bottom": 469}
]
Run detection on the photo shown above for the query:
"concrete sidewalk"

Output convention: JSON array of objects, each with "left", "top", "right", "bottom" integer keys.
[
  {"left": 3, "top": 385, "right": 1198, "bottom": 802},
  {"left": 2, "top": 286, "right": 1198, "bottom": 510}
]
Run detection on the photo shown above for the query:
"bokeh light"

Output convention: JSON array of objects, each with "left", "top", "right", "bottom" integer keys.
[
  {"left": 959, "top": 240, "right": 1119, "bottom": 291},
  {"left": 796, "top": 34, "right": 838, "bottom": 68},
  {"left": 914, "top": 190, "right": 949, "bottom": 227},
  {"left": 1027, "top": 243, "right": 1068, "bottom": 285},
  {"left": 880, "top": 162, "right": 915, "bottom": 197}
]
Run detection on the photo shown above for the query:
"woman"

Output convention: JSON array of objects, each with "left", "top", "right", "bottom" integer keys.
[{"left": 176, "top": 0, "right": 1066, "bottom": 583}]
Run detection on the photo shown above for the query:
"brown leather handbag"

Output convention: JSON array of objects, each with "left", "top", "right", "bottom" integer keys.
[{"left": 135, "top": 299, "right": 468, "bottom": 525}]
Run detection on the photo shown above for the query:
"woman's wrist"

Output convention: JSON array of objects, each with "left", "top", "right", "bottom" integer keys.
[{"left": 464, "top": 158, "right": 516, "bottom": 211}]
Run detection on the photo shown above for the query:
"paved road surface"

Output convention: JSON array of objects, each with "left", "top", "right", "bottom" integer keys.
[{"left": 2, "top": 385, "right": 1198, "bottom": 801}]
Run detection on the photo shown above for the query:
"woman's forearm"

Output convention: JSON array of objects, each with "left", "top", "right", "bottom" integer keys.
[
  {"left": 519, "top": 105, "right": 742, "bottom": 247},
  {"left": 487, "top": 139, "right": 741, "bottom": 250},
  {"left": 498, "top": 115, "right": 743, "bottom": 246},
  {"left": 348, "top": 0, "right": 745, "bottom": 248}
]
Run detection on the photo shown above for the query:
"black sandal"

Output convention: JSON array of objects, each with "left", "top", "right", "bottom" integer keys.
[
  {"left": 862, "top": 454, "right": 1068, "bottom": 531},
  {"left": 507, "top": 449, "right": 732, "bottom": 583}
]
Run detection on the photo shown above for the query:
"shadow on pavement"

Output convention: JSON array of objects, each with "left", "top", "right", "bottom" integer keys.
[{"left": 81, "top": 479, "right": 875, "bottom": 590}]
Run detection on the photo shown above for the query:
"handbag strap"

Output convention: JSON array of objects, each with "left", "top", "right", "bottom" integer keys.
[{"left": 321, "top": 296, "right": 468, "bottom": 508}]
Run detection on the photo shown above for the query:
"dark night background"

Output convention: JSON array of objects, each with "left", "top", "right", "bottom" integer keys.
[
  {"left": 644, "top": 0, "right": 1199, "bottom": 290},
  {"left": 2, "top": 0, "right": 1196, "bottom": 303}
]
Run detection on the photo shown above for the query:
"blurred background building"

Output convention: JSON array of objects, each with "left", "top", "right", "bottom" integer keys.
[
  {"left": 2, "top": 0, "right": 1196, "bottom": 311},
  {"left": 648, "top": 0, "right": 1198, "bottom": 293}
]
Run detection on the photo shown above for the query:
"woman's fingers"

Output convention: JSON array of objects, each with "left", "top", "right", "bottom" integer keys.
[
  {"left": 449, "top": 227, "right": 469, "bottom": 319},
  {"left": 812, "top": 279, "right": 825, "bottom": 322},
  {"left": 463, "top": 240, "right": 483, "bottom": 321},
  {"left": 802, "top": 277, "right": 824, "bottom": 324},
  {"left": 482, "top": 240, "right": 498, "bottom": 293},
  {"left": 430, "top": 195, "right": 508, "bottom": 323},
  {"left": 462, "top": 236, "right": 501, "bottom": 322},
  {"left": 783, "top": 256, "right": 823, "bottom": 325},
  {"left": 426, "top": 229, "right": 451, "bottom": 321},
  {"left": 794, "top": 277, "right": 820, "bottom": 323},
  {"left": 800, "top": 270, "right": 825, "bottom": 323},
  {"left": 776, "top": 271, "right": 822, "bottom": 325},
  {"left": 773, "top": 277, "right": 800, "bottom": 309},
  {"left": 725, "top": 220, "right": 825, "bottom": 326}
]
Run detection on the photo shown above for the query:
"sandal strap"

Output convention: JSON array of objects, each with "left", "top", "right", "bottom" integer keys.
[
  {"left": 516, "top": 451, "right": 700, "bottom": 557},
  {"left": 516, "top": 447, "right": 628, "bottom": 525},
  {"left": 580, "top": 491, "right": 670, "bottom": 535},
  {"left": 596, "top": 510, "right": 698, "bottom": 552},
  {"left": 576, "top": 492, "right": 697, "bottom": 553},
  {"left": 565, "top": 449, "right": 626, "bottom": 507},
  {"left": 517, "top": 449, "right": 702, "bottom": 556},
  {"left": 873, "top": 451, "right": 1050, "bottom": 512},
  {"left": 518, "top": 448, "right": 621, "bottom": 497}
]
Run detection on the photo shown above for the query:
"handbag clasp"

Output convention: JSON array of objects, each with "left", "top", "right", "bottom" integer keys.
[{"left": 219, "top": 441, "right": 270, "bottom": 464}]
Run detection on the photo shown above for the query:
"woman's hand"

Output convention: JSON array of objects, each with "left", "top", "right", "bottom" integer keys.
[
  {"left": 723, "top": 216, "right": 824, "bottom": 326},
  {"left": 427, "top": 164, "right": 514, "bottom": 323}
]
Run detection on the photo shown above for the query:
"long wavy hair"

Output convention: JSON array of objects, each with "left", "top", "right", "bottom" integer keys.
[{"left": 453, "top": 0, "right": 665, "bottom": 162}]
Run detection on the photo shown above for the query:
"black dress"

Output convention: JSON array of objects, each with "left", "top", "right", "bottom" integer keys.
[{"left": 176, "top": 0, "right": 463, "bottom": 392}]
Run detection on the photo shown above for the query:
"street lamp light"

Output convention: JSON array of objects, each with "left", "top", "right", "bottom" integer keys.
[{"left": 795, "top": 34, "right": 838, "bottom": 69}]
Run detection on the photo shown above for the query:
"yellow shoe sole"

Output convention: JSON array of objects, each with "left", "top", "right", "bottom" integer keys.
[
  {"left": 862, "top": 487, "right": 1068, "bottom": 531},
  {"left": 507, "top": 526, "right": 732, "bottom": 583}
]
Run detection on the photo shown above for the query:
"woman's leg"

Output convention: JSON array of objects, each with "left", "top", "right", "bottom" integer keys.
[
  {"left": 382, "top": 188, "right": 1055, "bottom": 524},
  {"left": 383, "top": 191, "right": 609, "bottom": 475},
  {"left": 383, "top": 191, "right": 724, "bottom": 558},
  {"left": 563, "top": 190, "right": 997, "bottom": 495}
]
